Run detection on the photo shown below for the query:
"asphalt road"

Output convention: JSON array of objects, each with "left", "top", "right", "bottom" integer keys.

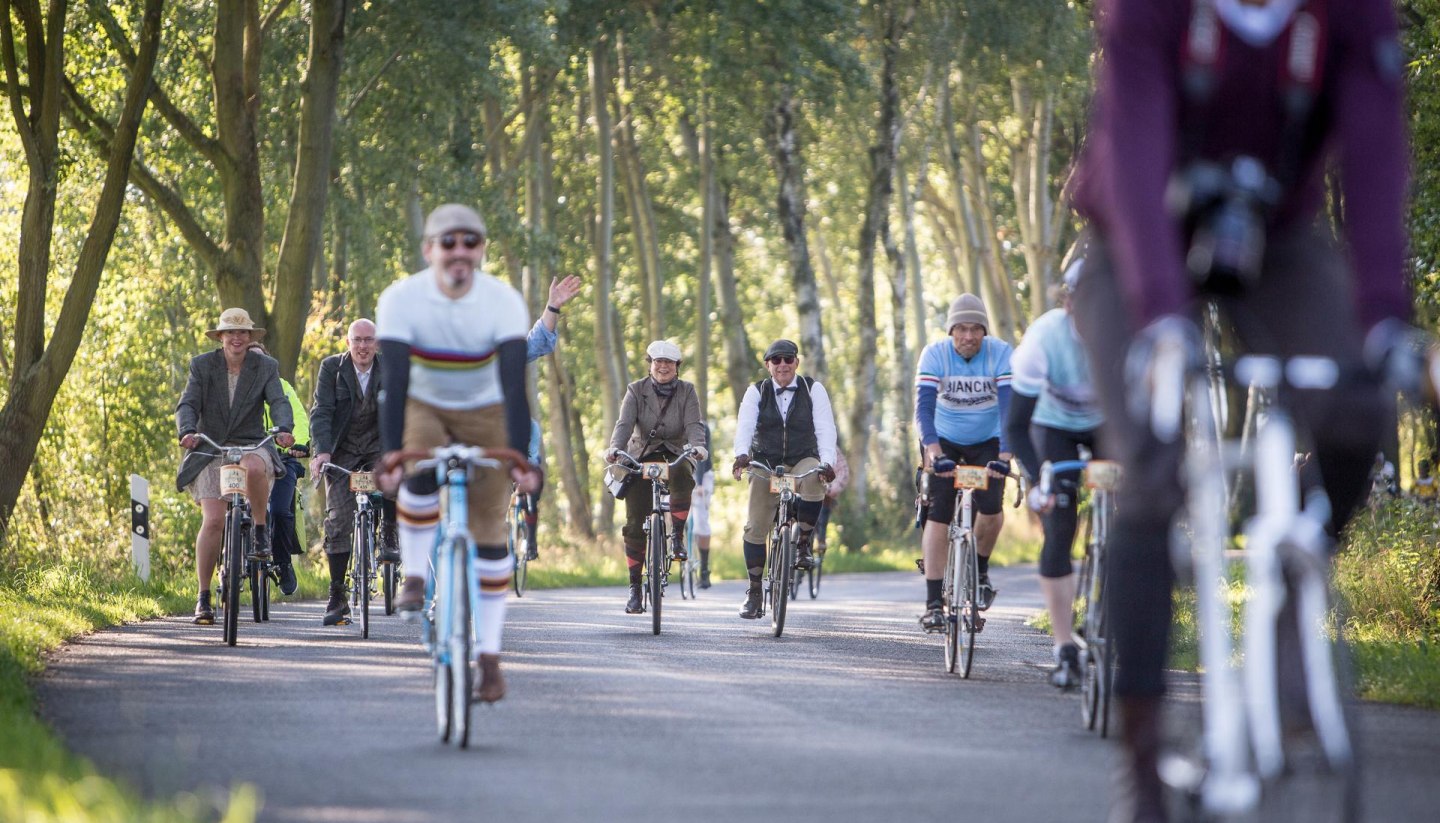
[{"left": 36, "top": 568, "right": 1440, "bottom": 823}]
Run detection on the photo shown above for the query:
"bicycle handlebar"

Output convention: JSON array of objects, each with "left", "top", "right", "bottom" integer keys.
[
  {"left": 744, "top": 460, "right": 825, "bottom": 481},
  {"left": 611, "top": 445, "right": 698, "bottom": 476},
  {"left": 392, "top": 445, "right": 533, "bottom": 475},
  {"left": 189, "top": 431, "right": 278, "bottom": 460}
]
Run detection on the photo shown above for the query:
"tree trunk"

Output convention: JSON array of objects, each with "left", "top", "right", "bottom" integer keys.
[
  {"left": 271, "top": 0, "right": 347, "bottom": 379},
  {"left": 711, "top": 177, "right": 753, "bottom": 409},
  {"left": 590, "top": 39, "right": 623, "bottom": 532},
  {"left": 0, "top": 0, "right": 163, "bottom": 549},
  {"left": 768, "top": 84, "right": 826, "bottom": 380}
]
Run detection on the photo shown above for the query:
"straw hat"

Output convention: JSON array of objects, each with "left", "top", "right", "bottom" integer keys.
[{"left": 206, "top": 307, "right": 266, "bottom": 341}]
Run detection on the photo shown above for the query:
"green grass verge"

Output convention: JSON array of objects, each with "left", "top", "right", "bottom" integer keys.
[{"left": 0, "top": 558, "right": 330, "bottom": 823}]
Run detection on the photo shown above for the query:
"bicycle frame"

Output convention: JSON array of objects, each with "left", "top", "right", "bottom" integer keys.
[
  {"left": 747, "top": 461, "right": 824, "bottom": 637},
  {"left": 193, "top": 433, "right": 276, "bottom": 645},
  {"left": 612, "top": 448, "right": 695, "bottom": 634},
  {"left": 321, "top": 462, "right": 385, "bottom": 634}
]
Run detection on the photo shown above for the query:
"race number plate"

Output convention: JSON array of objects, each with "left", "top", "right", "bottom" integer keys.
[
  {"left": 952, "top": 466, "right": 990, "bottom": 490},
  {"left": 642, "top": 462, "right": 669, "bottom": 481},
  {"left": 349, "top": 472, "right": 377, "bottom": 493},
  {"left": 770, "top": 475, "right": 797, "bottom": 494},
  {"left": 219, "top": 464, "right": 248, "bottom": 498},
  {"left": 1085, "top": 460, "right": 1122, "bottom": 491}
]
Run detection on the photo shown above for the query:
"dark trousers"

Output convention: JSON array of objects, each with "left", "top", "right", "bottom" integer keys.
[
  {"left": 1070, "top": 224, "right": 1385, "bottom": 699},
  {"left": 1034, "top": 425, "right": 1097, "bottom": 579},
  {"left": 267, "top": 458, "right": 303, "bottom": 566}
]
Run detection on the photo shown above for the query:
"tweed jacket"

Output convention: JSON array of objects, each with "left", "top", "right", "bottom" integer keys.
[
  {"left": 608, "top": 377, "right": 706, "bottom": 459},
  {"left": 175, "top": 349, "right": 294, "bottom": 491},
  {"left": 309, "top": 351, "right": 382, "bottom": 457}
]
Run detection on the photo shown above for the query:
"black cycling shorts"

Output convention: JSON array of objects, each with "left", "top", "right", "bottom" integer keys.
[{"left": 926, "top": 437, "right": 1003, "bottom": 522}]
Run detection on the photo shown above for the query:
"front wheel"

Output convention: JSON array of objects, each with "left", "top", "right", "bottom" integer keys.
[
  {"left": 511, "top": 516, "right": 530, "bottom": 597},
  {"left": 809, "top": 557, "right": 823, "bottom": 599},
  {"left": 358, "top": 530, "right": 372, "bottom": 639},
  {"left": 770, "top": 527, "right": 793, "bottom": 637},
  {"left": 648, "top": 515, "right": 665, "bottom": 635},
  {"left": 222, "top": 513, "right": 243, "bottom": 646},
  {"left": 383, "top": 561, "right": 398, "bottom": 616},
  {"left": 943, "top": 535, "right": 961, "bottom": 674},
  {"left": 960, "top": 535, "right": 980, "bottom": 678},
  {"left": 449, "top": 541, "right": 474, "bottom": 748}
]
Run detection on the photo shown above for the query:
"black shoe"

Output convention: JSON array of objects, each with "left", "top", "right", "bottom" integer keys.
[
  {"left": 793, "top": 531, "right": 815, "bottom": 570},
  {"left": 323, "top": 582, "right": 351, "bottom": 626},
  {"left": 739, "top": 586, "right": 763, "bottom": 619},
  {"left": 977, "top": 573, "right": 997, "bottom": 610},
  {"left": 920, "top": 601, "right": 945, "bottom": 633},
  {"left": 1051, "top": 642, "right": 1082, "bottom": 689},
  {"left": 248, "top": 523, "right": 273, "bottom": 561},
  {"left": 625, "top": 583, "right": 644, "bottom": 614},
  {"left": 377, "top": 544, "right": 401, "bottom": 563},
  {"left": 276, "top": 563, "right": 298, "bottom": 596},
  {"left": 699, "top": 569, "right": 711, "bottom": 590},
  {"left": 670, "top": 534, "right": 688, "bottom": 562},
  {"left": 525, "top": 537, "right": 539, "bottom": 562},
  {"left": 193, "top": 591, "right": 214, "bottom": 625}
]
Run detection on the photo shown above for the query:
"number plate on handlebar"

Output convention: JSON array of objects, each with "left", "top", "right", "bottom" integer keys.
[
  {"left": 769, "top": 475, "right": 797, "bottom": 494},
  {"left": 1085, "top": 461, "right": 1122, "bottom": 491},
  {"left": 219, "top": 464, "right": 248, "bottom": 498},
  {"left": 952, "top": 466, "right": 990, "bottom": 490},
  {"left": 349, "top": 472, "right": 377, "bottom": 493},
  {"left": 642, "top": 462, "right": 669, "bottom": 481}
]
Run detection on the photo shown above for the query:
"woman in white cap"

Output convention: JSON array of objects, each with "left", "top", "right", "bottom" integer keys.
[
  {"left": 176, "top": 308, "right": 296, "bottom": 624},
  {"left": 604, "top": 340, "right": 708, "bottom": 614}
]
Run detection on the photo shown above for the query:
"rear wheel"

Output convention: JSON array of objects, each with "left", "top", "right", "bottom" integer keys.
[
  {"left": 809, "top": 556, "right": 823, "bottom": 599},
  {"left": 648, "top": 514, "right": 665, "bottom": 635},
  {"left": 771, "top": 527, "right": 793, "bottom": 637},
  {"left": 249, "top": 560, "right": 265, "bottom": 623},
  {"left": 383, "top": 561, "right": 398, "bottom": 615},
  {"left": 222, "top": 513, "right": 243, "bottom": 646}
]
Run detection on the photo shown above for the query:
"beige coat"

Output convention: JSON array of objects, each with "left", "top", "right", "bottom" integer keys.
[{"left": 608, "top": 378, "right": 705, "bottom": 459}]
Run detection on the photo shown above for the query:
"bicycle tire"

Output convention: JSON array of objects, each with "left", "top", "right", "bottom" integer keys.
[
  {"left": 789, "top": 567, "right": 801, "bottom": 600},
  {"left": 943, "top": 534, "right": 960, "bottom": 674},
  {"left": 359, "top": 520, "right": 372, "bottom": 639},
  {"left": 450, "top": 541, "right": 474, "bottom": 749},
  {"left": 649, "top": 514, "right": 665, "bottom": 635},
  {"left": 511, "top": 515, "right": 529, "bottom": 597},
  {"left": 960, "top": 535, "right": 979, "bottom": 678},
  {"left": 383, "top": 561, "right": 398, "bottom": 615},
  {"left": 809, "top": 558, "right": 822, "bottom": 599},
  {"left": 250, "top": 560, "right": 265, "bottom": 623},
  {"left": 222, "top": 513, "right": 243, "bottom": 646},
  {"left": 771, "top": 526, "right": 792, "bottom": 637},
  {"left": 260, "top": 563, "right": 271, "bottom": 621},
  {"left": 1079, "top": 538, "right": 1101, "bottom": 731}
]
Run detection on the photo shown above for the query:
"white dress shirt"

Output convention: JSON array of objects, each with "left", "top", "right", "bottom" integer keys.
[
  {"left": 355, "top": 364, "right": 372, "bottom": 397},
  {"left": 733, "top": 377, "right": 838, "bottom": 466}
]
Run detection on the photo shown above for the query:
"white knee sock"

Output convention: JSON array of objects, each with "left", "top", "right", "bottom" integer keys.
[
  {"left": 397, "top": 486, "right": 439, "bottom": 580},
  {"left": 475, "top": 554, "right": 511, "bottom": 655}
]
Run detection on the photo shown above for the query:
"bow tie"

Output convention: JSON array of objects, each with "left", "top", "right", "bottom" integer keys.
[{"left": 776, "top": 385, "right": 797, "bottom": 393}]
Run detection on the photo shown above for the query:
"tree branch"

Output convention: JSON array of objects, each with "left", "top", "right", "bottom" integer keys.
[
  {"left": 261, "top": 0, "right": 294, "bottom": 39},
  {"left": 340, "top": 45, "right": 400, "bottom": 123},
  {"left": 0, "top": 0, "right": 39, "bottom": 160},
  {"left": 86, "top": 0, "right": 224, "bottom": 165}
]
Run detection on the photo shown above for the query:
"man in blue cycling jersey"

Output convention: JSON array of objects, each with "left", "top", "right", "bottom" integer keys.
[{"left": 914, "top": 294, "right": 1013, "bottom": 631}]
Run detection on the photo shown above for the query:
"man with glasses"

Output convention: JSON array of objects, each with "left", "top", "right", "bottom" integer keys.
[
  {"left": 914, "top": 293, "right": 1013, "bottom": 632},
  {"left": 310, "top": 318, "right": 395, "bottom": 626},
  {"left": 375, "top": 203, "right": 541, "bottom": 703},
  {"left": 731, "top": 339, "right": 837, "bottom": 619}
]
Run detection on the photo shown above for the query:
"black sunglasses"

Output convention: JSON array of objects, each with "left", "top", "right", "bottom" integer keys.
[
  {"left": 436, "top": 231, "right": 483, "bottom": 250},
  {"left": 767, "top": 355, "right": 796, "bottom": 365}
]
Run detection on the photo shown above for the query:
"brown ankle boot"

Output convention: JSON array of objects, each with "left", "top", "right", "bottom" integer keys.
[
  {"left": 475, "top": 653, "right": 506, "bottom": 703},
  {"left": 1111, "top": 696, "right": 1167, "bottom": 823}
]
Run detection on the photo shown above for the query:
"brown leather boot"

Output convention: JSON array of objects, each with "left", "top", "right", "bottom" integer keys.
[
  {"left": 1111, "top": 696, "right": 1167, "bottom": 823},
  {"left": 475, "top": 653, "right": 506, "bottom": 703}
]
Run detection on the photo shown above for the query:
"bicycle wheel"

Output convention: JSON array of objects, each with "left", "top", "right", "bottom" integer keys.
[
  {"left": 222, "top": 513, "right": 243, "bottom": 646},
  {"left": 511, "top": 514, "right": 530, "bottom": 597},
  {"left": 450, "top": 544, "right": 474, "bottom": 749},
  {"left": 648, "top": 514, "right": 665, "bottom": 635},
  {"left": 943, "top": 534, "right": 960, "bottom": 674},
  {"left": 260, "top": 563, "right": 272, "bottom": 621},
  {"left": 358, "top": 520, "right": 372, "bottom": 639},
  {"left": 789, "top": 567, "right": 801, "bottom": 600},
  {"left": 771, "top": 526, "right": 793, "bottom": 637},
  {"left": 383, "top": 561, "right": 398, "bottom": 615},
  {"left": 809, "top": 557, "right": 823, "bottom": 599},
  {"left": 1079, "top": 541, "right": 1102, "bottom": 731},
  {"left": 960, "top": 535, "right": 980, "bottom": 678},
  {"left": 250, "top": 559, "right": 265, "bottom": 623}
]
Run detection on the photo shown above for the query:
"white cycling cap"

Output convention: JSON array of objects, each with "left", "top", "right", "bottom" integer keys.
[{"left": 646, "top": 340, "right": 682, "bottom": 362}]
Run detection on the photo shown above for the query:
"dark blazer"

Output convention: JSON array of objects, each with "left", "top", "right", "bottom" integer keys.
[
  {"left": 175, "top": 349, "right": 294, "bottom": 491},
  {"left": 309, "top": 351, "right": 382, "bottom": 456}
]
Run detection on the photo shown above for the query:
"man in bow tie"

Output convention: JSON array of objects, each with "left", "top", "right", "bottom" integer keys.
[{"left": 731, "top": 339, "right": 838, "bottom": 619}]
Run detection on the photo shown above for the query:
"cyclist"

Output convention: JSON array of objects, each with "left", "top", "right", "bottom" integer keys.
[
  {"left": 375, "top": 203, "right": 541, "bottom": 704},
  {"left": 1068, "top": 1, "right": 1420, "bottom": 819},
  {"left": 516, "top": 275, "right": 582, "bottom": 559},
  {"left": 176, "top": 308, "right": 295, "bottom": 624},
  {"left": 1003, "top": 258, "right": 1103, "bottom": 689},
  {"left": 731, "top": 339, "right": 837, "bottom": 620},
  {"left": 247, "top": 341, "right": 311, "bottom": 598},
  {"left": 311, "top": 319, "right": 396, "bottom": 626},
  {"left": 914, "top": 294, "right": 1013, "bottom": 631},
  {"left": 603, "top": 340, "right": 707, "bottom": 614},
  {"left": 515, "top": 418, "right": 543, "bottom": 561},
  {"left": 690, "top": 422, "right": 715, "bottom": 589}
]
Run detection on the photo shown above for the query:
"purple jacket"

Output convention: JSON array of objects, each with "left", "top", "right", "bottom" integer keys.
[{"left": 1072, "top": 0, "right": 1410, "bottom": 329}]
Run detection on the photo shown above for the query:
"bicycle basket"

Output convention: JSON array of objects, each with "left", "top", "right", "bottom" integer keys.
[{"left": 603, "top": 465, "right": 633, "bottom": 500}]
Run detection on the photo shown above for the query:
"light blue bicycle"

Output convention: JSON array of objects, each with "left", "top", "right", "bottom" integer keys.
[{"left": 397, "top": 444, "right": 528, "bottom": 749}]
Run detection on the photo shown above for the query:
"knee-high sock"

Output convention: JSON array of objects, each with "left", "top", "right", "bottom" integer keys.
[
  {"left": 475, "top": 548, "right": 511, "bottom": 655},
  {"left": 397, "top": 486, "right": 440, "bottom": 579}
]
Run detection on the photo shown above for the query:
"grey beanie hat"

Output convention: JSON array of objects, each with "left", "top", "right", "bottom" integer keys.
[{"left": 945, "top": 294, "right": 989, "bottom": 333}]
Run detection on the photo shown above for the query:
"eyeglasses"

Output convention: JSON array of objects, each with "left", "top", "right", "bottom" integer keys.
[
  {"left": 767, "top": 355, "right": 796, "bottom": 365},
  {"left": 435, "top": 231, "right": 482, "bottom": 250}
]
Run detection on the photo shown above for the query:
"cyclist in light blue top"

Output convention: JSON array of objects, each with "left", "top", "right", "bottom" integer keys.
[
  {"left": 1006, "top": 255, "right": 1104, "bottom": 689},
  {"left": 914, "top": 293, "right": 1013, "bottom": 630},
  {"left": 524, "top": 275, "right": 582, "bottom": 361}
]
